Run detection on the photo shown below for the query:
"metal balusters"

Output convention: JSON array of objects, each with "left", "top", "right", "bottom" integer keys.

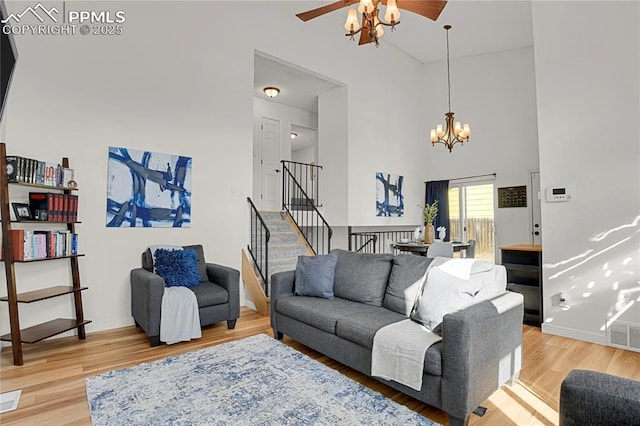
[{"left": 246, "top": 197, "right": 270, "bottom": 295}]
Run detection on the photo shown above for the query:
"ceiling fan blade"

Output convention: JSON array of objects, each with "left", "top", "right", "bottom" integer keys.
[
  {"left": 296, "top": 0, "right": 359, "bottom": 22},
  {"left": 392, "top": 0, "right": 448, "bottom": 21},
  {"left": 358, "top": 24, "right": 374, "bottom": 45}
]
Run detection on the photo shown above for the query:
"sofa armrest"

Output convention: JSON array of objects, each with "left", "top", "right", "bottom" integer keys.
[
  {"left": 206, "top": 263, "right": 240, "bottom": 320},
  {"left": 130, "top": 267, "right": 165, "bottom": 337},
  {"left": 270, "top": 270, "right": 295, "bottom": 334},
  {"left": 560, "top": 369, "right": 640, "bottom": 426},
  {"left": 440, "top": 291, "right": 524, "bottom": 420}
]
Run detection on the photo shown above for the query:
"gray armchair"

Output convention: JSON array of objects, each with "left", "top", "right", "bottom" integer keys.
[
  {"left": 560, "top": 369, "right": 640, "bottom": 425},
  {"left": 130, "top": 244, "right": 240, "bottom": 346}
]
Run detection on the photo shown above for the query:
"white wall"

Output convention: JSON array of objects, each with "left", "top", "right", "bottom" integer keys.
[
  {"left": 252, "top": 97, "right": 318, "bottom": 204},
  {"left": 318, "top": 86, "right": 349, "bottom": 226},
  {"left": 532, "top": 1, "right": 640, "bottom": 343},
  {"left": 0, "top": 1, "right": 429, "bottom": 337},
  {"left": 423, "top": 47, "right": 540, "bottom": 259},
  {"left": 291, "top": 145, "right": 315, "bottom": 164}
]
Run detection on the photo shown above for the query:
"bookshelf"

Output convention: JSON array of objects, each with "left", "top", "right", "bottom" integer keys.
[{"left": 0, "top": 142, "right": 90, "bottom": 365}]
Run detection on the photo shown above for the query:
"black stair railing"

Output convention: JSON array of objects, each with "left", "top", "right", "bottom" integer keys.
[
  {"left": 247, "top": 197, "right": 270, "bottom": 295},
  {"left": 348, "top": 226, "right": 418, "bottom": 254},
  {"left": 281, "top": 160, "right": 323, "bottom": 209},
  {"left": 281, "top": 161, "right": 332, "bottom": 255}
]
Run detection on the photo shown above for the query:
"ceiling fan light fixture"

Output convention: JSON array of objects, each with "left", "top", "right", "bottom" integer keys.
[
  {"left": 358, "top": 0, "right": 374, "bottom": 14},
  {"left": 297, "top": 0, "right": 447, "bottom": 48},
  {"left": 344, "top": 8, "right": 360, "bottom": 32},
  {"left": 384, "top": 0, "right": 401, "bottom": 23},
  {"left": 290, "top": 132, "right": 298, "bottom": 139},
  {"left": 263, "top": 87, "right": 280, "bottom": 98}
]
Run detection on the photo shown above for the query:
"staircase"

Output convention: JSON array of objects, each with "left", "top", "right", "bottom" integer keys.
[
  {"left": 242, "top": 210, "right": 311, "bottom": 315},
  {"left": 261, "top": 211, "right": 311, "bottom": 276}
]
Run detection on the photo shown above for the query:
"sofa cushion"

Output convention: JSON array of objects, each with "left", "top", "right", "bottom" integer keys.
[
  {"left": 424, "top": 342, "right": 443, "bottom": 376},
  {"left": 276, "top": 296, "right": 372, "bottom": 334},
  {"left": 294, "top": 253, "right": 338, "bottom": 299},
  {"left": 183, "top": 244, "right": 209, "bottom": 283},
  {"left": 332, "top": 249, "right": 394, "bottom": 307},
  {"left": 335, "top": 307, "right": 443, "bottom": 376},
  {"left": 383, "top": 255, "right": 433, "bottom": 315},
  {"left": 335, "top": 307, "right": 405, "bottom": 349},
  {"left": 190, "top": 282, "right": 228, "bottom": 308},
  {"left": 154, "top": 248, "right": 200, "bottom": 287}
]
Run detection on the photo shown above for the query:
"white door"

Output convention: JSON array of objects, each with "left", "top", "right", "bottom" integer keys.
[
  {"left": 530, "top": 171, "right": 542, "bottom": 245},
  {"left": 260, "top": 117, "right": 281, "bottom": 211}
]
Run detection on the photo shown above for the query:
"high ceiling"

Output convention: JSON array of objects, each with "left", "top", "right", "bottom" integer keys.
[{"left": 254, "top": 1, "right": 534, "bottom": 113}]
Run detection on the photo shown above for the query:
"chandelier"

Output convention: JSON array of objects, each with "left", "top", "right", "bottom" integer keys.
[
  {"left": 430, "top": 25, "right": 470, "bottom": 152},
  {"left": 344, "top": 0, "right": 401, "bottom": 47}
]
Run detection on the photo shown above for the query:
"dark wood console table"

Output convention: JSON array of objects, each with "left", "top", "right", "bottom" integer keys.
[{"left": 500, "top": 244, "right": 542, "bottom": 327}]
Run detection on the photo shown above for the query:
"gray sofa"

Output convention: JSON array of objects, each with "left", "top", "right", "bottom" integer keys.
[
  {"left": 130, "top": 244, "right": 240, "bottom": 346},
  {"left": 270, "top": 250, "right": 524, "bottom": 426},
  {"left": 560, "top": 369, "right": 640, "bottom": 425}
]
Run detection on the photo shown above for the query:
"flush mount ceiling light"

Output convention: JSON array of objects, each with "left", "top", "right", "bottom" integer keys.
[
  {"left": 430, "top": 25, "right": 470, "bottom": 152},
  {"left": 296, "top": 0, "right": 447, "bottom": 47},
  {"left": 290, "top": 132, "right": 298, "bottom": 139},
  {"left": 263, "top": 87, "right": 280, "bottom": 98}
]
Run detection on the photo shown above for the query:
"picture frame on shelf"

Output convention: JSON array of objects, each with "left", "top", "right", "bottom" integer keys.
[
  {"left": 11, "top": 203, "right": 32, "bottom": 221},
  {"left": 62, "top": 168, "right": 76, "bottom": 188}
]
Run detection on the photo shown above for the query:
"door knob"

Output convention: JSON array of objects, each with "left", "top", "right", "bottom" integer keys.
[
  {"left": 534, "top": 231, "right": 540, "bottom": 236},
  {"left": 274, "top": 169, "right": 280, "bottom": 173}
]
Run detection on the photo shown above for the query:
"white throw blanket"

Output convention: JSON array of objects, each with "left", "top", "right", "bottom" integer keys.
[
  {"left": 371, "top": 319, "right": 442, "bottom": 391},
  {"left": 160, "top": 287, "right": 201, "bottom": 345}
]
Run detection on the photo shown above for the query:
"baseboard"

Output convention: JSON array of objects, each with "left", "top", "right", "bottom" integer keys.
[{"left": 542, "top": 323, "right": 607, "bottom": 345}]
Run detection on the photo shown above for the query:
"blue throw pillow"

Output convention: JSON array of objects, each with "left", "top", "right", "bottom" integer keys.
[
  {"left": 154, "top": 248, "right": 200, "bottom": 287},
  {"left": 294, "top": 252, "right": 338, "bottom": 299}
]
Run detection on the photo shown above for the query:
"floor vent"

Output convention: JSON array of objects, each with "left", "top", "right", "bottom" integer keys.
[{"left": 607, "top": 321, "right": 640, "bottom": 352}]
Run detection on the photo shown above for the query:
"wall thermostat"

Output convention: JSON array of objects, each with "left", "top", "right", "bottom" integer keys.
[{"left": 546, "top": 185, "right": 575, "bottom": 202}]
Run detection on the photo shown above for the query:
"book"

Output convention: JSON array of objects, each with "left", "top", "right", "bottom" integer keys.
[
  {"left": 6, "top": 156, "right": 18, "bottom": 183},
  {"left": 70, "top": 233, "right": 78, "bottom": 255}
]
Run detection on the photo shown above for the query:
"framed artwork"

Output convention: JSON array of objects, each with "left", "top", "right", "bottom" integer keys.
[
  {"left": 106, "top": 147, "right": 192, "bottom": 228},
  {"left": 11, "top": 203, "right": 31, "bottom": 221},
  {"left": 376, "top": 172, "right": 404, "bottom": 217}
]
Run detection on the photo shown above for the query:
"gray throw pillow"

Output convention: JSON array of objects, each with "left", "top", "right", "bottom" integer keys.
[
  {"left": 294, "top": 252, "right": 338, "bottom": 299},
  {"left": 383, "top": 255, "right": 433, "bottom": 315},
  {"left": 332, "top": 249, "right": 393, "bottom": 307}
]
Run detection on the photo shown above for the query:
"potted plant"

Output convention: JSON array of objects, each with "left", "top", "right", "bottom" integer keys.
[{"left": 423, "top": 200, "right": 439, "bottom": 244}]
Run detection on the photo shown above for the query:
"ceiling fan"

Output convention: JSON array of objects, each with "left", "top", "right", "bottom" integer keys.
[{"left": 296, "top": 0, "right": 448, "bottom": 47}]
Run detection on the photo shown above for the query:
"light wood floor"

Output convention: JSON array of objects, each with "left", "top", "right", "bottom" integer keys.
[{"left": 1, "top": 307, "right": 639, "bottom": 426}]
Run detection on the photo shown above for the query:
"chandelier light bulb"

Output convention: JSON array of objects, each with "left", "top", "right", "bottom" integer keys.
[
  {"left": 384, "top": 0, "right": 401, "bottom": 23},
  {"left": 436, "top": 124, "right": 443, "bottom": 137},
  {"left": 358, "top": 0, "right": 374, "bottom": 14},
  {"left": 344, "top": 8, "right": 360, "bottom": 32},
  {"left": 430, "top": 129, "right": 437, "bottom": 142},
  {"left": 463, "top": 123, "right": 471, "bottom": 137},
  {"left": 373, "top": 17, "right": 384, "bottom": 38}
]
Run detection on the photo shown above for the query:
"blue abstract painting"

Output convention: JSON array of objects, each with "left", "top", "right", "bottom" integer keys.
[
  {"left": 106, "top": 147, "right": 192, "bottom": 228},
  {"left": 376, "top": 172, "right": 404, "bottom": 217}
]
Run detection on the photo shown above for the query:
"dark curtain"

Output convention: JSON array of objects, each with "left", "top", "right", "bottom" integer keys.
[{"left": 425, "top": 180, "right": 450, "bottom": 241}]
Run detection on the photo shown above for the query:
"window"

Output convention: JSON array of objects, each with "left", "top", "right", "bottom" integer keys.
[{"left": 448, "top": 181, "right": 495, "bottom": 261}]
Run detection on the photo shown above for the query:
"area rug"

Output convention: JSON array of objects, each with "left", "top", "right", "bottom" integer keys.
[{"left": 85, "top": 333, "right": 439, "bottom": 425}]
